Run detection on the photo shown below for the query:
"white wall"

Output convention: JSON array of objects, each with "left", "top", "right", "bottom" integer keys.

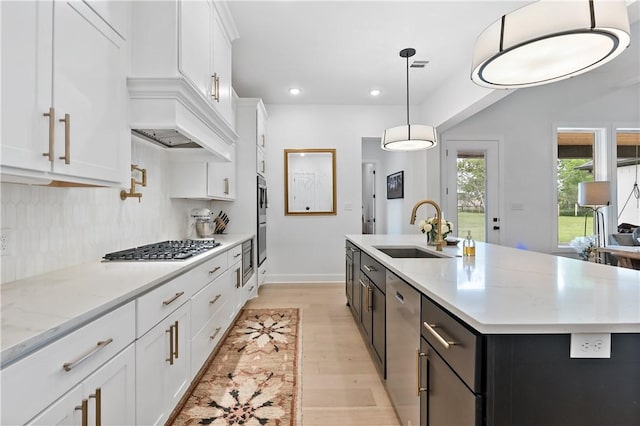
[
  {"left": 441, "top": 38, "right": 640, "bottom": 253},
  {"left": 263, "top": 105, "right": 438, "bottom": 283},
  {"left": 0, "top": 138, "right": 211, "bottom": 283}
]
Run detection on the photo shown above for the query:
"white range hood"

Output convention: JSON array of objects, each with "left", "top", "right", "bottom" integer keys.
[{"left": 127, "top": 77, "right": 237, "bottom": 161}]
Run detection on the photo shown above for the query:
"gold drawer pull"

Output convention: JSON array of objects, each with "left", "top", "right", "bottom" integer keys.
[
  {"left": 416, "top": 350, "right": 427, "bottom": 396},
  {"left": 174, "top": 320, "right": 179, "bottom": 359},
  {"left": 209, "top": 294, "right": 222, "bottom": 305},
  {"left": 75, "top": 399, "right": 88, "bottom": 426},
  {"left": 89, "top": 388, "right": 102, "bottom": 426},
  {"left": 166, "top": 324, "right": 174, "bottom": 365},
  {"left": 63, "top": 338, "right": 113, "bottom": 372},
  {"left": 58, "top": 113, "right": 70, "bottom": 164},
  {"left": 423, "top": 322, "right": 457, "bottom": 349},
  {"left": 43, "top": 107, "right": 55, "bottom": 161},
  {"left": 162, "top": 291, "right": 184, "bottom": 306},
  {"left": 210, "top": 326, "right": 222, "bottom": 340},
  {"left": 363, "top": 264, "right": 376, "bottom": 272},
  {"left": 209, "top": 266, "right": 221, "bottom": 275}
]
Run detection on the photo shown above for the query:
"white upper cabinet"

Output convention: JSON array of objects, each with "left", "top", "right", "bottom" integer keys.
[
  {"left": 212, "top": 6, "right": 234, "bottom": 125},
  {"left": 178, "top": 0, "right": 235, "bottom": 127},
  {"left": 178, "top": 0, "right": 214, "bottom": 101},
  {"left": 0, "top": 1, "right": 131, "bottom": 186},
  {"left": 130, "top": 0, "right": 238, "bottom": 150}
]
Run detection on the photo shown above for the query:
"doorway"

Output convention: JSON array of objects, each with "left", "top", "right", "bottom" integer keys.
[
  {"left": 362, "top": 162, "right": 376, "bottom": 234},
  {"left": 445, "top": 139, "right": 501, "bottom": 244}
]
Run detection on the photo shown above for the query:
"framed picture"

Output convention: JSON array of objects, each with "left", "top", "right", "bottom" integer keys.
[{"left": 386, "top": 171, "right": 404, "bottom": 199}]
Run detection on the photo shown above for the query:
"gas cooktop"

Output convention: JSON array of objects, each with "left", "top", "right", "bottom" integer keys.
[{"left": 103, "top": 240, "right": 221, "bottom": 261}]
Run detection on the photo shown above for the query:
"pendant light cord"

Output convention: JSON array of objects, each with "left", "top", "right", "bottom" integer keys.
[{"left": 405, "top": 53, "right": 410, "bottom": 126}]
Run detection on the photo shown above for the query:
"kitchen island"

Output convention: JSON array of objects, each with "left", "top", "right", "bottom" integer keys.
[{"left": 346, "top": 234, "right": 640, "bottom": 426}]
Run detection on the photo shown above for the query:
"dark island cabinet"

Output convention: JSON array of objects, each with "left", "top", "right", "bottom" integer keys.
[
  {"left": 345, "top": 246, "right": 386, "bottom": 378},
  {"left": 420, "top": 294, "right": 640, "bottom": 426},
  {"left": 345, "top": 241, "right": 360, "bottom": 318}
]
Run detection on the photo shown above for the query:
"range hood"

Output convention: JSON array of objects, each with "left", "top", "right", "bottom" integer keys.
[{"left": 127, "top": 77, "right": 237, "bottom": 161}]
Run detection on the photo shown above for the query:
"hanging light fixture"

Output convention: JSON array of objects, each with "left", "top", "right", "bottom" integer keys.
[
  {"left": 471, "top": 0, "right": 631, "bottom": 89},
  {"left": 381, "top": 48, "right": 437, "bottom": 151}
]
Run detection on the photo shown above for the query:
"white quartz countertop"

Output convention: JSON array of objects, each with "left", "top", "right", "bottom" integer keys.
[
  {"left": 0, "top": 234, "right": 252, "bottom": 367},
  {"left": 347, "top": 234, "right": 640, "bottom": 334}
]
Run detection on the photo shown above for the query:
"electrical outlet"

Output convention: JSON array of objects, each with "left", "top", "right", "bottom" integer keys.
[
  {"left": 570, "top": 333, "right": 611, "bottom": 358},
  {"left": 0, "top": 229, "right": 11, "bottom": 256}
]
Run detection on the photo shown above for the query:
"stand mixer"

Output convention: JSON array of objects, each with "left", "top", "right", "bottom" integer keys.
[{"left": 189, "top": 208, "right": 228, "bottom": 238}]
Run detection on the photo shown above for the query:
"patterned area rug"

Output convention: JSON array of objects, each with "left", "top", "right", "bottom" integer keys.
[{"left": 171, "top": 308, "right": 301, "bottom": 426}]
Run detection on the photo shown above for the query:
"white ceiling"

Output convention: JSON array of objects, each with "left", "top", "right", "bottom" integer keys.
[{"left": 226, "top": 1, "right": 532, "bottom": 106}]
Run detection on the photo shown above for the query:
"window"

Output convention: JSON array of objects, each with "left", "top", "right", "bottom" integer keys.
[
  {"left": 556, "top": 130, "right": 597, "bottom": 245},
  {"left": 615, "top": 130, "right": 640, "bottom": 229}
]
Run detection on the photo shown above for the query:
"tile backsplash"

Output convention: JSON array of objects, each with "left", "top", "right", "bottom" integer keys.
[{"left": 0, "top": 139, "right": 210, "bottom": 284}]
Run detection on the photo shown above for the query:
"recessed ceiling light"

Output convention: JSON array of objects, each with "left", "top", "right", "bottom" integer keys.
[
  {"left": 370, "top": 89, "right": 381, "bottom": 96},
  {"left": 289, "top": 88, "right": 301, "bottom": 95}
]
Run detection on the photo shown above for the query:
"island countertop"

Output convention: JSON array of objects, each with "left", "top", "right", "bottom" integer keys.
[
  {"left": 346, "top": 234, "right": 640, "bottom": 334},
  {"left": 0, "top": 234, "right": 253, "bottom": 367}
]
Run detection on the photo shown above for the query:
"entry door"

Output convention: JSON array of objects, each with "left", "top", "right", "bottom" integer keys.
[{"left": 445, "top": 139, "right": 501, "bottom": 244}]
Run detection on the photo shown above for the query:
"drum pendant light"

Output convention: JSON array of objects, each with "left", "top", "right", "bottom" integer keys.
[
  {"left": 471, "top": 0, "right": 631, "bottom": 89},
  {"left": 381, "top": 48, "right": 437, "bottom": 151}
]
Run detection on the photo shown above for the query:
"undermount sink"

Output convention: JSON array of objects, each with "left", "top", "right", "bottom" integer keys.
[{"left": 374, "top": 246, "right": 447, "bottom": 259}]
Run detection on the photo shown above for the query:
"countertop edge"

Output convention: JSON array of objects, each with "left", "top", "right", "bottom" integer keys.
[
  {"left": 0, "top": 234, "right": 253, "bottom": 367},
  {"left": 346, "top": 234, "right": 640, "bottom": 335}
]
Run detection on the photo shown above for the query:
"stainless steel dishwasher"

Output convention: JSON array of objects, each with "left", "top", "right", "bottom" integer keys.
[{"left": 386, "top": 270, "right": 421, "bottom": 426}]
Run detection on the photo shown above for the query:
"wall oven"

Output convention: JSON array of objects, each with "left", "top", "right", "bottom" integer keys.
[{"left": 257, "top": 175, "right": 267, "bottom": 266}]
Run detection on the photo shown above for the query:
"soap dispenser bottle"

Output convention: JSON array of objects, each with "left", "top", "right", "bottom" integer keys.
[{"left": 463, "top": 230, "right": 476, "bottom": 257}]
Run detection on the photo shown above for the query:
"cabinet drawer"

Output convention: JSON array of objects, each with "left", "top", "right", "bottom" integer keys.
[
  {"left": 360, "top": 252, "right": 385, "bottom": 293},
  {"left": 137, "top": 269, "right": 196, "bottom": 337},
  {"left": 190, "top": 297, "right": 233, "bottom": 378},
  {"left": 196, "top": 252, "right": 228, "bottom": 285},
  {"left": 421, "top": 296, "right": 481, "bottom": 392},
  {"left": 227, "top": 244, "right": 243, "bottom": 265},
  {"left": 1, "top": 302, "right": 135, "bottom": 426},
  {"left": 191, "top": 269, "right": 233, "bottom": 338}
]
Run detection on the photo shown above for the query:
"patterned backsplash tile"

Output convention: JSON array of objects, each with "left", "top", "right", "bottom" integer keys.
[{"left": 0, "top": 139, "right": 210, "bottom": 284}]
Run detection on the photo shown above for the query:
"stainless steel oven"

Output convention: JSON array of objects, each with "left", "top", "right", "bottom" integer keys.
[
  {"left": 242, "top": 239, "right": 254, "bottom": 286},
  {"left": 257, "top": 175, "right": 267, "bottom": 266}
]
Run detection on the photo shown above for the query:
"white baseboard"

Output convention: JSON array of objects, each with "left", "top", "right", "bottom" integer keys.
[{"left": 264, "top": 273, "right": 344, "bottom": 284}]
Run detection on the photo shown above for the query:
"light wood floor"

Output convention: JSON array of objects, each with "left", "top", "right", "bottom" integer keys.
[{"left": 245, "top": 283, "right": 401, "bottom": 426}]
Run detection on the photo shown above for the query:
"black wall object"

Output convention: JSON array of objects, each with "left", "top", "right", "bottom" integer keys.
[{"left": 387, "top": 171, "right": 404, "bottom": 199}]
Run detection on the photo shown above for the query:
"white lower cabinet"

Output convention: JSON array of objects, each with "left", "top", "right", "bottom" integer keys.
[
  {"left": 190, "top": 269, "right": 234, "bottom": 378},
  {"left": 28, "top": 344, "right": 136, "bottom": 426},
  {"left": 2, "top": 240, "right": 254, "bottom": 426},
  {"left": 136, "top": 302, "right": 191, "bottom": 426}
]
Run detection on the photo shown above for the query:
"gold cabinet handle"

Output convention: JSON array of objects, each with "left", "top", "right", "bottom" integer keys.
[
  {"left": 223, "top": 177, "right": 230, "bottom": 195},
  {"left": 166, "top": 324, "right": 174, "bottom": 365},
  {"left": 58, "top": 113, "right": 70, "bottom": 164},
  {"left": 162, "top": 291, "right": 184, "bottom": 306},
  {"left": 261, "top": 160, "right": 265, "bottom": 173},
  {"left": 208, "top": 266, "right": 221, "bottom": 275},
  {"left": 367, "top": 285, "right": 373, "bottom": 312},
  {"left": 416, "top": 350, "right": 427, "bottom": 396},
  {"left": 173, "top": 320, "right": 179, "bottom": 359},
  {"left": 209, "top": 326, "right": 222, "bottom": 340},
  {"left": 211, "top": 73, "right": 220, "bottom": 101},
  {"left": 423, "top": 322, "right": 457, "bottom": 349},
  {"left": 63, "top": 338, "right": 113, "bottom": 372},
  {"left": 43, "top": 107, "right": 55, "bottom": 161},
  {"left": 236, "top": 267, "right": 241, "bottom": 288},
  {"left": 209, "top": 294, "right": 222, "bottom": 305},
  {"left": 75, "top": 399, "right": 88, "bottom": 426},
  {"left": 260, "top": 134, "right": 266, "bottom": 148},
  {"left": 363, "top": 264, "right": 376, "bottom": 273},
  {"left": 89, "top": 388, "right": 102, "bottom": 426},
  {"left": 215, "top": 74, "right": 220, "bottom": 102}
]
